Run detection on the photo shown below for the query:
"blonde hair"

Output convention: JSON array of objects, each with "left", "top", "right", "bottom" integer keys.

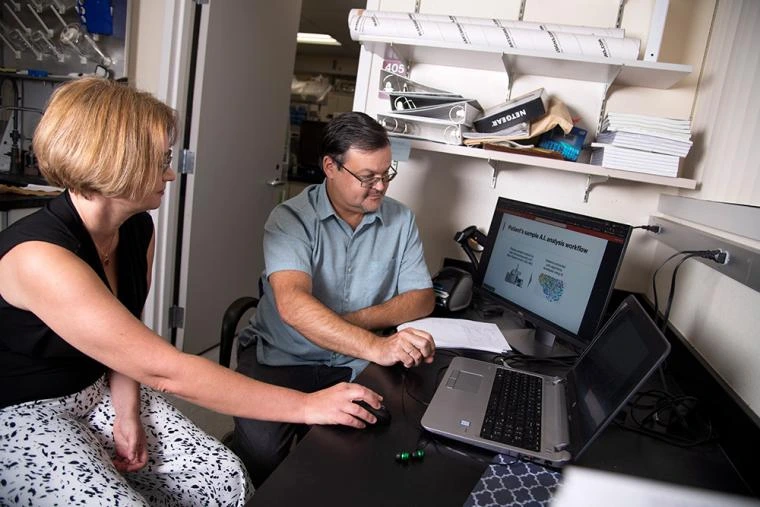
[{"left": 33, "top": 77, "right": 177, "bottom": 201}]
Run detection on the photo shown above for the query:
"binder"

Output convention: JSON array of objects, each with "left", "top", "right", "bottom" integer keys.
[
  {"left": 380, "top": 70, "right": 459, "bottom": 95},
  {"left": 377, "top": 112, "right": 465, "bottom": 145},
  {"left": 390, "top": 99, "right": 483, "bottom": 126},
  {"left": 389, "top": 92, "right": 466, "bottom": 111}
]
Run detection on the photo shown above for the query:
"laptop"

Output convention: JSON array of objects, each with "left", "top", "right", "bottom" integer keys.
[{"left": 421, "top": 295, "right": 670, "bottom": 467}]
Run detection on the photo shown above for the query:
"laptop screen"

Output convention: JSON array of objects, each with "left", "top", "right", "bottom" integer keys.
[{"left": 566, "top": 296, "right": 671, "bottom": 457}]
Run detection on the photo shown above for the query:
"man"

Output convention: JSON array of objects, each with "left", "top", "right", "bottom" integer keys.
[{"left": 233, "top": 112, "right": 436, "bottom": 486}]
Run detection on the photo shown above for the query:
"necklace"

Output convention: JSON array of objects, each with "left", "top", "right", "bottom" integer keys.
[{"left": 95, "top": 232, "right": 119, "bottom": 266}]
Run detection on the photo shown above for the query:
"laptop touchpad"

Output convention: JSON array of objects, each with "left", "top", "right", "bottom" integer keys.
[{"left": 453, "top": 371, "right": 482, "bottom": 393}]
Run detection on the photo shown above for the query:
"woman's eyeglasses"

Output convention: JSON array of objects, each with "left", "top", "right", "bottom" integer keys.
[{"left": 163, "top": 149, "right": 173, "bottom": 171}]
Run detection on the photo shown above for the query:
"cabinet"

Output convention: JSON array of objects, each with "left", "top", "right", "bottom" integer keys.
[{"left": 353, "top": 35, "right": 698, "bottom": 200}]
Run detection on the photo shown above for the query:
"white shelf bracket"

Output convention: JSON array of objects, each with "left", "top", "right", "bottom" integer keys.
[
  {"left": 502, "top": 55, "right": 516, "bottom": 100},
  {"left": 583, "top": 174, "right": 609, "bottom": 202},
  {"left": 487, "top": 159, "right": 501, "bottom": 188}
]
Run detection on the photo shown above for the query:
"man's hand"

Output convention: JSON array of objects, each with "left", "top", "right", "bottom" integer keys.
[
  {"left": 112, "top": 415, "right": 148, "bottom": 473},
  {"left": 372, "top": 327, "right": 435, "bottom": 368},
  {"left": 302, "top": 382, "right": 384, "bottom": 427}
]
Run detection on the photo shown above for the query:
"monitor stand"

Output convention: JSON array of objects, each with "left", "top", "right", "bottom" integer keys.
[
  {"left": 507, "top": 327, "right": 577, "bottom": 358},
  {"left": 462, "top": 302, "right": 577, "bottom": 359}
]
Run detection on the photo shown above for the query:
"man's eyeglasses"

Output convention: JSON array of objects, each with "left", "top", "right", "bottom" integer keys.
[
  {"left": 163, "top": 149, "right": 173, "bottom": 171},
  {"left": 332, "top": 158, "right": 397, "bottom": 188}
]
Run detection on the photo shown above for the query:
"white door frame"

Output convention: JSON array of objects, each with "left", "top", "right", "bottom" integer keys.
[{"left": 139, "top": 0, "right": 197, "bottom": 342}]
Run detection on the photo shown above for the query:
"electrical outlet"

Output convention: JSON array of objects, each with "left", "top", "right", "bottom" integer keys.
[{"left": 649, "top": 217, "right": 760, "bottom": 293}]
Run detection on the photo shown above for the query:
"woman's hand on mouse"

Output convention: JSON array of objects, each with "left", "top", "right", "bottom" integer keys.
[{"left": 302, "top": 382, "right": 383, "bottom": 427}]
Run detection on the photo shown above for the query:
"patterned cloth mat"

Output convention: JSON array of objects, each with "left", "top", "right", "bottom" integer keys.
[{"left": 464, "top": 454, "right": 562, "bottom": 507}]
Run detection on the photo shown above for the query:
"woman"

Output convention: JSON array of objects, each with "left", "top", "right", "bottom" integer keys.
[{"left": 0, "top": 77, "right": 382, "bottom": 506}]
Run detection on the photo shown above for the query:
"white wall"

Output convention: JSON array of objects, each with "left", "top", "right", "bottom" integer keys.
[
  {"left": 651, "top": 0, "right": 760, "bottom": 417},
  {"left": 363, "top": 0, "right": 760, "bottom": 417}
]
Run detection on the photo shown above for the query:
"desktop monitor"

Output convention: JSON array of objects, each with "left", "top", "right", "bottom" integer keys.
[
  {"left": 294, "top": 120, "right": 327, "bottom": 182},
  {"left": 475, "top": 197, "right": 631, "bottom": 354}
]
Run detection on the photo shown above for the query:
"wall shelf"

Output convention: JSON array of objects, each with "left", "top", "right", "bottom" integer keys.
[
  {"left": 358, "top": 35, "right": 696, "bottom": 202},
  {"left": 360, "top": 36, "right": 692, "bottom": 88},
  {"left": 402, "top": 139, "right": 698, "bottom": 199},
  {"left": 0, "top": 71, "right": 75, "bottom": 83}
]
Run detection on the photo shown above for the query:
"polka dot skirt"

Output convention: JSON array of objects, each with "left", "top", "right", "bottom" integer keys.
[{"left": 0, "top": 376, "right": 253, "bottom": 506}]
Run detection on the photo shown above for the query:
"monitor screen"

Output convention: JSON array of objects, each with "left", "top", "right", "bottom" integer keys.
[
  {"left": 297, "top": 120, "right": 327, "bottom": 171},
  {"left": 475, "top": 197, "right": 631, "bottom": 351}
]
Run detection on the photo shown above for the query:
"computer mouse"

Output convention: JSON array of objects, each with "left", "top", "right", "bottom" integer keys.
[{"left": 353, "top": 400, "right": 392, "bottom": 426}]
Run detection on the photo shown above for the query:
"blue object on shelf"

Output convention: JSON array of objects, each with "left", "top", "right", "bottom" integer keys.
[
  {"left": 538, "top": 125, "right": 587, "bottom": 161},
  {"left": 76, "top": 0, "right": 114, "bottom": 36}
]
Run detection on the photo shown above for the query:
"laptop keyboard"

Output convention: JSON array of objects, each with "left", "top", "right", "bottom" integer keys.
[{"left": 480, "top": 368, "right": 543, "bottom": 452}]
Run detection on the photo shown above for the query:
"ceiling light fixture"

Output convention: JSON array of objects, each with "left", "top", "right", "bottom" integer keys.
[{"left": 297, "top": 32, "right": 342, "bottom": 46}]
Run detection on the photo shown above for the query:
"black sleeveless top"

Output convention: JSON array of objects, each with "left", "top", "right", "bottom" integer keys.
[{"left": 0, "top": 191, "right": 153, "bottom": 408}]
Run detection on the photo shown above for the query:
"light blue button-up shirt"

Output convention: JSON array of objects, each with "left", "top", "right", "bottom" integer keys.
[{"left": 239, "top": 182, "right": 432, "bottom": 379}]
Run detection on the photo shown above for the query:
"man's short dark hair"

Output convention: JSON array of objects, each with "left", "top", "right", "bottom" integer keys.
[{"left": 320, "top": 112, "right": 389, "bottom": 164}]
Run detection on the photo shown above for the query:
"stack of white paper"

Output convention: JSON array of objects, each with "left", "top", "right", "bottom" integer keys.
[
  {"left": 595, "top": 131, "right": 692, "bottom": 157},
  {"left": 590, "top": 144, "right": 680, "bottom": 176},
  {"left": 602, "top": 113, "right": 692, "bottom": 140},
  {"left": 398, "top": 317, "right": 512, "bottom": 354},
  {"left": 592, "top": 113, "right": 693, "bottom": 177}
]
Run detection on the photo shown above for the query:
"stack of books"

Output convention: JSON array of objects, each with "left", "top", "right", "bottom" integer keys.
[
  {"left": 377, "top": 70, "right": 482, "bottom": 145},
  {"left": 590, "top": 113, "right": 693, "bottom": 177}
]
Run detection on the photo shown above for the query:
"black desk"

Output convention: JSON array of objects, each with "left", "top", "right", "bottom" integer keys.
[
  {"left": 249, "top": 348, "right": 753, "bottom": 506},
  {"left": 249, "top": 355, "right": 491, "bottom": 507},
  {"left": 0, "top": 192, "right": 54, "bottom": 211},
  {"left": 0, "top": 191, "right": 56, "bottom": 229}
]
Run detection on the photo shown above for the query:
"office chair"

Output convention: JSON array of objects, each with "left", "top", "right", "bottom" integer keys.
[
  {"left": 219, "top": 274, "right": 264, "bottom": 369},
  {"left": 218, "top": 295, "right": 259, "bottom": 450},
  {"left": 219, "top": 296, "right": 259, "bottom": 368}
]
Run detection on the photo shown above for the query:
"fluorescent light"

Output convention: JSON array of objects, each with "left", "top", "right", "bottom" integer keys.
[{"left": 297, "top": 32, "right": 342, "bottom": 46}]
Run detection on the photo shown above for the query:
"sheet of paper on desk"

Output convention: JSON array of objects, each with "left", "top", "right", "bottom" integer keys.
[
  {"left": 398, "top": 318, "right": 511, "bottom": 353},
  {"left": 552, "top": 467, "right": 760, "bottom": 507}
]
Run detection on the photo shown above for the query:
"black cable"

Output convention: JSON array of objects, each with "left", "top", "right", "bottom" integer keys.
[
  {"left": 400, "top": 349, "right": 462, "bottom": 411},
  {"left": 632, "top": 224, "right": 661, "bottom": 233},
  {"left": 651, "top": 249, "right": 723, "bottom": 328},
  {"left": 651, "top": 249, "right": 724, "bottom": 393},
  {"left": 652, "top": 251, "right": 692, "bottom": 326},
  {"left": 493, "top": 350, "right": 577, "bottom": 370},
  {"left": 415, "top": 431, "right": 524, "bottom": 469},
  {"left": 660, "top": 253, "right": 702, "bottom": 333},
  {"left": 616, "top": 389, "right": 714, "bottom": 447}
]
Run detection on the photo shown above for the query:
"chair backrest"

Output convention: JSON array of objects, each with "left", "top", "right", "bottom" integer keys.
[{"left": 219, "top": 296, "right": 259, "bottom": 368}]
